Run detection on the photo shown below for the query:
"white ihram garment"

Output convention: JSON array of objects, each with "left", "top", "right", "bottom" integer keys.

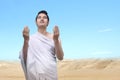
[{"left": 19, "top": 32, "right": 58, "bottom": 80}]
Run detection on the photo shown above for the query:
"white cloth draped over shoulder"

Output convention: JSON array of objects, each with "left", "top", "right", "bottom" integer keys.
[{"left": 19, "top": 32, "right": 58, "bottom": 80}]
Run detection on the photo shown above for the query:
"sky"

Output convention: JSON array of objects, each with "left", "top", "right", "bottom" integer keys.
[{"left": 0, "top": 0, "right": 120, "bottom": 60}]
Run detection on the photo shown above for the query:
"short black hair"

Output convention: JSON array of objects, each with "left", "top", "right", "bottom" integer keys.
[{"left": 35, "top": 10, "right": 49, "bottom": 21}]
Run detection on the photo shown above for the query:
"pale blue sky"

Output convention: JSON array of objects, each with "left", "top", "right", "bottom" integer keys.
[{"left": 0, "top": 0, "right": 120, "bottom": 60}]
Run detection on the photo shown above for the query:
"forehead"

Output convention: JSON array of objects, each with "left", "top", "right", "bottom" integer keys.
[{"left": 38, "top": 13, "right": 47, "bottom": 17}]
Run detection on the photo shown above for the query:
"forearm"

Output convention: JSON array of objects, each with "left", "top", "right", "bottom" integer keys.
[
  {"left": 54, "top": 40, "right": 64, "bottom": 60},
  {"left": 23, "top": 40, "right": 29, "bottom": 64}
]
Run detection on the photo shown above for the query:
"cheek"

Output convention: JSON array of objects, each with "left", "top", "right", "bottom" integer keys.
[
  {"left": 36, "top": 21, "right": 39, "bottom": 26},
  {"left": 37, "top": 19, "right": 40, "bottom": 22},
  {"left": 45, "top": 19, "right": 48, "bottom": 22},
  {"left": 36, "top": 19, "right": 38, "bottom": 23},
  {"left": 44, "top": 20, "right": 48, "bottom": 24}
]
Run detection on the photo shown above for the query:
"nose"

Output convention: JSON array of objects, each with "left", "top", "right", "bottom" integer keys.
[
  {"left": 40, "top": 18, "right": 44, "bottom": 22},
  {"left": 41, "top": 17, "right": 44, "bottom": 20}
]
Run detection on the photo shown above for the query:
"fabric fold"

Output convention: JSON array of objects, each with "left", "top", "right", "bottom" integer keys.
[{"left": 19, "top": 32, "right": 57, "bottom": 80}]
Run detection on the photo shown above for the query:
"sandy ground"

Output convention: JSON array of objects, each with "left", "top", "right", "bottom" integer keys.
[{"left": 0, "top": 58, "right": 120, "bottom": 80}]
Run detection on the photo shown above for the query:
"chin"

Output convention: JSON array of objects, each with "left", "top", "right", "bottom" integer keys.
[{"left": 38, "top": 25, "right": 46, "bottom": 28}]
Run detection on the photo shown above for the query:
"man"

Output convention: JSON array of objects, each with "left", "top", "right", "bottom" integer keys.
[{"left": 19, "top": 10, "right": 64, "bottom": 80}]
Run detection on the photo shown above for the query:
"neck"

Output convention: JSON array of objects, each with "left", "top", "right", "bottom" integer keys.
[{"left": 38, "top": 27, "right": 47, "bottom": 35}]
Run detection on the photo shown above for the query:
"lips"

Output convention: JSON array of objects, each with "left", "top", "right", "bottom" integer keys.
[{"left": 40, "top": 21, "right": 44, "bottom": 23}]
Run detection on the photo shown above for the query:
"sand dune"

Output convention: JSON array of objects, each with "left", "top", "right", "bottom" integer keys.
[{"left": 0, "top": 58, "right": 120, "bottom": 80}]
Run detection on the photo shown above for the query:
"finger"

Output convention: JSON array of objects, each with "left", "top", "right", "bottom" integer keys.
[
  {"left": 23, "top": 27, "right": 30, "bottom": 36},
  {"left": 25, "top": 26, "right": 29, "bottom": 31},
  {"left": 54, "top": 26, "right": 59, "bottom": 33},
  {"left": 53, "top": 26, "right": 55, "bottom": 34},
  {"left": 24, "top": 26, "right": 29, "bottom": 33}
]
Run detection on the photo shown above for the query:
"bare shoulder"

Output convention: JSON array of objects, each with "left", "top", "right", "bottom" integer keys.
[
  {"left": 47, "top": 32, "right": 61, "bottom": 43},
  {"left": 47, "top": 32, "right": 53, "bottom": 40}
]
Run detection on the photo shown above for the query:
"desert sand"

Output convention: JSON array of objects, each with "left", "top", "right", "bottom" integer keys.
[{"left": 0, "top": 58, "right": 120, "bottom": 80}]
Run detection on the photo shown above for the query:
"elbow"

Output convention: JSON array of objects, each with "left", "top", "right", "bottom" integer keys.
[
  {"left": 57, "top": 55, "right": 64, "bottom": 60},
  {"left": 56, "top": 51, "right": 64, "bottom": 60},
  {"left": 58, "top": 57, "right": 63, "bottom": 60}
]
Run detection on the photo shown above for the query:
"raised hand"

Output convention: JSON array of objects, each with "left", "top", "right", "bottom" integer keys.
[
  {"left": 53, "top": 26, "right": 59, "bottom": 41},
  {"left": 23, "top": 26, "right": 30, "bottom": 41}
]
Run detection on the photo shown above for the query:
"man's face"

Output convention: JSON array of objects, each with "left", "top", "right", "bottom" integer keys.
[{"left": 36, "top": 13, "right": 49, "bottom": 28}]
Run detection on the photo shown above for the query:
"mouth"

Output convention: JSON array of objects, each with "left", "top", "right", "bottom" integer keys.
[{"left": 40, "top": 21, "right": 44, "bottom": 23}]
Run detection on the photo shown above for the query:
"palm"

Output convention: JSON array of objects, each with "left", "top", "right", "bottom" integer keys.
[
  {"left": 53, "top": 26, "right": 59, "bottom": 41},
  {"left": 23, "top": 26, "right": 30, "bottom": 41}
]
